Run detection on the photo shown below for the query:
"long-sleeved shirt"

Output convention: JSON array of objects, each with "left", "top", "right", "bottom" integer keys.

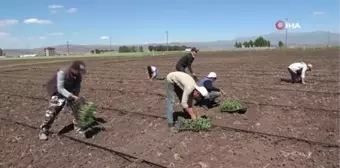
[
  {"left": 203, "top": 80, "right": 220, "bottom": 92},
  {"left": 288, "top": 62, "right": 308, "bottom": 78},
  {"left": 175, "top": 53, "right": 195, "bottom": 74},
  {"left": 56, "top": 70, "right": 81, "bottom": 98},
  {"left": 166, "top": 71, "right": 196, "bottom": 109}
]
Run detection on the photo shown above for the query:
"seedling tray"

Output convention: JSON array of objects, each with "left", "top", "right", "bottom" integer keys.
[{"left": 220, "top": 104, "right": 248, "bottom": 114}]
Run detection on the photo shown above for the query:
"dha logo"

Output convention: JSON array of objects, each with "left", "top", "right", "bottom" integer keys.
[{"left": 275, "top": 20, "right": 301, "bottom": 30}]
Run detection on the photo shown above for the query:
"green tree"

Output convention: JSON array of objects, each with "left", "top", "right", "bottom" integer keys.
[
  {"left": 234, "top": 42, "right": 239, "bottom": 48},
  {"left": 254, "top": 36, "right": 268, "bottom": 47},
  {"left": 139, "top": 46, "right": 144, "bottom": 52},
  {"left": 0, "top": 48, "right": 4, "bottom": 56},
  {"left": 243, "top": 41, "right": 250, "bottom": 48},
  {"left": 148, "top": 45, "right": 153, "bottom": 52},
  {"left": 267, "top": 41, "right": 271, "bottom": 47},
  {"left": 278, "top": 41, "right": 284, "bottom": 48},
  {"left": 249, "top": 40, "right": 254, "bottom": 47}
]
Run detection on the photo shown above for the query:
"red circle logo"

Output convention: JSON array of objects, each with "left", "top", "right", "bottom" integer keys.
[{"left": 275, "top": 20, "right": 285, "bottom": 30}]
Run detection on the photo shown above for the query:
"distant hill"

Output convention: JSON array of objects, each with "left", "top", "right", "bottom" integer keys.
[{"left": 2, "top": 31, "right": 339, "bottom": 56}]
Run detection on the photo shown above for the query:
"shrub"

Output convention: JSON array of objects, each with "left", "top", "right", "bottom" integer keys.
[{"left": 78, "top": 102, "right": 97, "bottom": 127}]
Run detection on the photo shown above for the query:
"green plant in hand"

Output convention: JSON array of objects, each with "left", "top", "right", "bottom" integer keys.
[
  {"left": 78, "top": 102, "right": 97, "bottom": 127},
  {"left": 182, "top": 117, "right": 212, "bottom": 132},
  {"left": 220, "top": 100, "right": 242, "bottom": 112}
]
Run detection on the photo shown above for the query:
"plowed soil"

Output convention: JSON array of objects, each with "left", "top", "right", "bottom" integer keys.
[{"left": 0, "top": 48, "right": 339, "bottom": 168}]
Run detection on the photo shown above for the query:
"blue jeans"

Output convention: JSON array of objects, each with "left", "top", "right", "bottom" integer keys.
[{"left": 164, "top": 79, "right": 175, "bottom": 125}]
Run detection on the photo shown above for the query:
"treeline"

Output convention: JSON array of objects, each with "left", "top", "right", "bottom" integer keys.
[
  {"left": 90, "top": 49, "right": 115, "bottom": 54},
  {"left": 234, "top": 36, "right": 271, "bottom": 48},
  {"left": 148, "top": 45, "right": 189, "bottom": 51},
  {"left": 0, "top": 48, "right": 3, "bottom": 56},
  {"left": 118, "top": 46, "right": 144, "bottom": 53}
]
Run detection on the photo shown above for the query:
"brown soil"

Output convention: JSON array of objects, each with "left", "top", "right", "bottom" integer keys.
[{"left": 0, "top": 48, "right": 339, "bottom": 168}]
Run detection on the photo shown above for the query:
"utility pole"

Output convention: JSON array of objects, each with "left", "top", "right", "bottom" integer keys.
[
  {"left": 166, "top": 31, "right": 169, "bottom": 51},
  {"left": 285, "top": 18, "right": 288, "bottom": 48},
  {"left": 66, "top": 41, "right": 70, "bottom": 56},
  {"left": 110, "top": 36, "right": 112, "bottom": 50},
  {"left": 327, "top": 29, "right": 330, "bottom": 47}
]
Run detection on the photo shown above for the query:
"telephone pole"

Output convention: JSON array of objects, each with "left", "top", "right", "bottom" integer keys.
[
  {"left": 166, "top": 31, "right": 169, "bottom": 51},
  {"left": 110, "top": 36, "right": 112, "bottom": 50},
  {"left": 285, "top": 18, "right": 288, "bottom": 48},
  {"left": 327, "top": 29, "right": 330, "bottom": 47},
  {"left": 66, "top": 41, "right": 70, "bottom": 55}
]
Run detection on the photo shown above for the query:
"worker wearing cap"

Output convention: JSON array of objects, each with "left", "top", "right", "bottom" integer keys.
[
  {"left": 175, "top": 47, "right": 198, "bottom": 77},
  {"left": 39, "top": 60, "right": 86, "bottom": 140},
  {"left": 165, "top": 71, "right": 209, "bottom": 131},
  {"left": 287, "top": 62, "right": 313, "bottom": 84},
  {"left": 197, "top": 72, "right": 225, "bottom": 105},
  {"left": 146, "top": 65, "right": 159, "bottom": 81}
]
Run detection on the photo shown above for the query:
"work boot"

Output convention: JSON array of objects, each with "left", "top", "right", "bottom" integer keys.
[{"left": 38, "top": 127, "right": 48, "bottom": 140}]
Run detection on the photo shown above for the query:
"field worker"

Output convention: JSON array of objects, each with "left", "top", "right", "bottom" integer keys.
[
  {"left": 146, "top": 65, "right": 159, "bottom": 81},
  {"left": 287, "top": 62, "right": 312, "bottom": 84},
  {"left": 165, "top": 71, "right": 209, "bottom": 131},
  {"left": 198, "top": 72, "right": 225, "bottom": 105},
  {"left": 39, "top": 60, "right": 86, "bottom": 140},
  {"left": 175, "top": 47, "right": 199, "bottom": 77}
]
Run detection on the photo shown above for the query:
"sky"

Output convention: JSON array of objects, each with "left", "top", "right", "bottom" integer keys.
[{"left": 0, "top": 0, "right": 339, "bottom": 49}]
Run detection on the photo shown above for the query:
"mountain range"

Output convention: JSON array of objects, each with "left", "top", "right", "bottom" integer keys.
[{"left": 2, "top": 31, "right": 339, "bottom": 56}]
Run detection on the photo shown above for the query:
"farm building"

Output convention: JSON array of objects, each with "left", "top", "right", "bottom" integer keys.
[{"left": 44, "top": 47, "right": 56, "bottom": 56}]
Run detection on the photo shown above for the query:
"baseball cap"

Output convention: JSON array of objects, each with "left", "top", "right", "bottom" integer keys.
[
  {"left": 207, "top": 72, "right": 217, "bottom": 78},
  {"left": 191, "top": 47, "right": 199, "bottom": 52},
  {"left": 70, "top": 60, "right": 86, "bottom": 73},
  {"left": 195, "top": 86, "right": 209, "bottom": 98}
]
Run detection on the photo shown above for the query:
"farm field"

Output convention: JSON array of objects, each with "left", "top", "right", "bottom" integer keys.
[{"left": 0, "top": 48, "right": 339, "bottom": 168}]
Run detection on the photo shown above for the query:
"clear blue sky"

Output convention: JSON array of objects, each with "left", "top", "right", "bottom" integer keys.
[{"left": 0, "top": 0, "right": 339, "bottom": 48}]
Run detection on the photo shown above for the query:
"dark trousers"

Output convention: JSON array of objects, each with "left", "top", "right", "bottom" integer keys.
[
  {"left": 288, "top": 68, "right": 302, "bottom": 83},
  {"left": 176, "top": 66, "right": 185, "bottom": 72}
]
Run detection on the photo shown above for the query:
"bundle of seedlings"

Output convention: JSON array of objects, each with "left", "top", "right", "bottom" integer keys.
[
  {"left": 69, "top": 97, "right": 97, "bottom": 128},
  {"left": 181, "top": 117, "right": 212, "bottom": 132},
  {"left": 220, "top": 99, "right": 247, "bottom": 114}
]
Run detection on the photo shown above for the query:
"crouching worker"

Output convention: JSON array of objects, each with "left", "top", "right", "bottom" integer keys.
[
  {"left": 165, "top": 71, "right": 209, "bottom": 132},
  {"left": 197, "top": 72, "right": 225, "bottom": 107},
  {"left": 146, "top": 65, "right": 160, "bottom": 80},
  {"left": 38, "top": 60, "right": 86, "bottom": 140},
  {"left": 286, "top": 62, "right": 312, "bottom": 84}
]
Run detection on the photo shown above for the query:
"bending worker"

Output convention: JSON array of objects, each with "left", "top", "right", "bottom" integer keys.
[
  {"left": 197, "top": 72, "right": 225, "bottom": 105},
  {"left": 165, "top": 71, "right": 209, "bottom": 132},
  {"left": 175, "top": 47, "right": 199, "bottom": 77},
  {"left": 287, "top": 62, "right": 313, "bottom": 84}
]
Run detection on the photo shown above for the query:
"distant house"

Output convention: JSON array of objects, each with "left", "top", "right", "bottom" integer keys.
[{"left": 44, "top": 47, "right": 56, "bottom": 56}]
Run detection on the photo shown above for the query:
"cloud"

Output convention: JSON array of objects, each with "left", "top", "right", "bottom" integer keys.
[
  {"left": 313, "top": 11, "right": 325, "bottom": 15},
  {"left": 66, "top": 8, "right": 77, "bottom": 13},
  {"left": 0, "top": 32, "right": 9, "bottom": 38},
  {"left": 0, "top": 19, "right": 19, "bottom": 27},
  {"left": 100, "top": 36, "right": 109, "bottom": 40},
  {"left": 38, "top": 36, "right": 46, "bottom": 40},
  {"left": 23, "top": 18, "right": 52, "bottom": 24},
  {"left": 48, "top": 5, "right": 64, "bottom": 9},
  {"left": 47, "top": 32, "right": 64, "bottom": 36}
]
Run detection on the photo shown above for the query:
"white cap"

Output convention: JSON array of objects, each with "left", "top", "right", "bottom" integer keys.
[
  {"left": 195, "top": 86, "right": 209, "bottom": 98},
  {"left": 207, "top": 72, "right": 217, "bottom": 78}
]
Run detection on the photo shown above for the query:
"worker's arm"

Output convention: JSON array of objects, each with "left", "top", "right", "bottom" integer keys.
[
  {"left": 181, "top": 88, "right": 197, "bottom": 119},
  {"left": 57, "top": 70, "right": 73, "bottom": 98},
  {"left": 300, "top": 66, "right": 307, "bottom": 84},
  {"left": 187, "top": 55, "right": 194, "bottom": 74}
]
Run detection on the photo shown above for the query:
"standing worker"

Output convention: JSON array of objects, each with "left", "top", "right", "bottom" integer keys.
[
  {"left": 286, "top": 62, "right": 312, "bottom": 84},
  {"left": 197, "top": 72, "right": 225, "bottom": 106},
  {"left": 38, "top": 60, "right": 86, "bottom": 140},
  {"left": 165, "top": 71, "right": 209, "bottom": 132},
  {"left": 175, "top": 47, "right": 199, "bottom": 78}
]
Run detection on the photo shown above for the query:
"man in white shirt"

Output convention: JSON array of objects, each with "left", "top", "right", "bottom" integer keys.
[
  {"left": 287, "top": 62, "right": 313, "bottom": 84},
  {"left": 146, "top": 65, "right": 159, "bottom": 80}
]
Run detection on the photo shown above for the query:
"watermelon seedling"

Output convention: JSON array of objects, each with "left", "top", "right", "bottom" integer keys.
[
  {"left": 220, "top": 100, "right": 243, "bottom": 112},
  {"left": 181, "top": 117, "right": 212, "bottom": 132}
]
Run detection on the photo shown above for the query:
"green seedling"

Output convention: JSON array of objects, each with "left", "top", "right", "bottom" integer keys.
[
  {"left": 182, "top": 117, "right": 212, "bottom": 132},
  {"left": 220, "top": 100, "right": 242, "bottom": 112},
  {"left": 77, "top": 102, "right": 97, "bottom": 128}
]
